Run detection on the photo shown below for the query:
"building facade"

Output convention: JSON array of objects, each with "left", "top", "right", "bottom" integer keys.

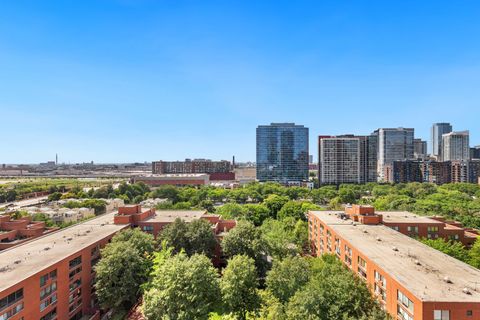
[
  {"left": 442, "top": 131, "right": 470, "bottom": 162},
  {"left": 152, "top": 159, "right": 232, "bottom": 175},
  {"left": 318, "top": 135, "right": 377, "bottom": 185},
  {"left": 256, "top": 123, "right": 309, "bottom": 183},
  {"left": 309, "top": 206, "right": 480, "bottom": 320},
  {"left": 0, "top": 207, "right": 238, "bottom": 320},
  {"left": 431, "top": 123, "right": 452, "bottom": 159},
  {"left": 375, "top": 128, "right": 415, "bottom": 182},
  {"left": 413, "top": 139, "right": 427, "bottom": 159}
]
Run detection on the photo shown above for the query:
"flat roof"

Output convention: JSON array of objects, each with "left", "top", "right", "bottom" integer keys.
[
  {"left": 143, "top": 210, "right": 207, "bottom": 223},
  {"left": 377, "top": 211, "right": 444, "bottom": 224},
  {"left": 310, "top": 211, "right": 480, "bottom": 302},
  {"left": 0, "top": 213, "right": 127, "bottom": 293}
]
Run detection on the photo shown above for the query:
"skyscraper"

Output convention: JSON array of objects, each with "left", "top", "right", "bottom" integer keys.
[
  {"left": 431, "top": 122, "right": 452, "bottom": 159},
  {"left": 256, "top": 123, "right": 309, "bottom": 183},
  {"left": 375, "top": 128, "right": 414, "bottom": 182},
  {"left": 413, "top": 138, "right": 427, "bottom": 159},
  {"left": 442, "top": 131, "right": 470, "bottom": 161},
  {"left": 318, "top": 135, "right": 377, "bottom": 184}
]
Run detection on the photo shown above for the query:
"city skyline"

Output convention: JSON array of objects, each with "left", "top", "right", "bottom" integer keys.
[{"left": 1, "top": 1, "right": 480, "bottom": 163}]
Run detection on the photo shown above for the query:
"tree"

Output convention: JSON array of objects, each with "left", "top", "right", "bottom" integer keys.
[
  {"left": 158, "top": 218, "right": 217, "bottom": 258},
  {"left": 469, "top": 238, "right": 480, "bottom": 268},
  {"left": 94, "top": 242, "right": 151, "bottom": 310},
  {"left": 243, "top": 204, "right": 271, "bottom": 226},
  {"left": 48, "top": 192, "right": 62, "bottom": 202},
  {"left": 150, "top": 185, "right": 180, "bottom": 203},
  {"left": 220, "top": 255, "right": 260, "bottom": 320},
  {"left": 221, "top": 220, "right": 269, "bottom": 276},
  {"left": 277, "top": 201, "right": 305, "bottom": 221},
  {"left": 186, "top": 219, "right": 217, "bottom": 258},
  {"left": 285, "top": 256, "right": 386, "bottom": 320},
  {"left": 111, "top": 228, "right": 155, "bottom": 256},
  {"left": 263, "top": 194, "right": 289, "bottom": 218},
  {"left": 143, "top": 253, "right": 220, "bottom": 320},
  {"left": 265, "top": 256, "right": 310, "bottom": 304},
  {"left": 260, "top": 219, "right": 301, "bottom": 258},
  {"left": 215, "top": 202, "right": 247, "bottom": 219}
]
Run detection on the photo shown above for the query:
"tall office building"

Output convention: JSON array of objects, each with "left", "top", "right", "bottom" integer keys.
[
  {"left": 442, "top": 131, "right": 470, "bottom": 161},
  {"left": 470, "top": 146, "right": 480, "bottom": 160},
  {"left": 375, "top": 128, "right": 414, "bottom": 182},
  {"left": 318, "top": 135, "right": 377, "bottom": 184},
  {"left": 431, "top": 122, "right": 452, "bottom": 159},
  {"left": 413, "top": 138, "right": 427, "bottom": 159},
  {"left": 256, "top": 123, "right": 309, "bottom": 183}
]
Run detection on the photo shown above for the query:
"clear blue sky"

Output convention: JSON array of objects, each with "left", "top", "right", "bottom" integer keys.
[{"left": 1, "top": 1, "right": 479, "bottom": 164}]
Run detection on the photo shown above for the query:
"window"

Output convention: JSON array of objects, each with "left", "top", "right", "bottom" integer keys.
[
  {"left": 390, "top": 226, "right": 399, "bottom": 231},
  {"left": 40, "top": 282, "right": 57, "bottom": 300},
  {"left": 0, "top": 302, "right": 23, "bottom": 320},
  {"left": 40, "top": 308, "right": 57, "bottom": 320},
  {"left": 40, "top": 294, "right": 57, "bottom": 312},
  {"left": 374, "top": 271, "right": 387, "bottom": 288},
  {"left": 69, "top": 279, "right": 82, "bottom": 292},
  {"left": 398, "top": 305, "right": 413, "bottom": 320},
  {"left": 434, "top": 310, "right": 450, "bottom": 320},
  {"left": 142, "top": 225, "right": 154, "bottom": 232},
  {"left": 397, "top": 290, "right": 414, "bottom": 313},
  {"left": 0, "top": 289, "right": 23, "bottom": 312},
  {"left": 69, "top": 256, "right": 82, "bottom": 269},
  {"left": 467, "top": 310, "right": 473, "bottom": 316},
  {"left": 407, "top": 226, "right": 418, "bottom": 234},
  {"left": 49, "top": 270, "right": 57, "bottom": 279},
  {"left": 69, "top": 266, "right": 82, "bottom": 279},
  {"left": 40, "top": 274, "right": 49, "bottom": 287},
  {"left": 357, "top": 256, "right": 367, "bottom": 278}
]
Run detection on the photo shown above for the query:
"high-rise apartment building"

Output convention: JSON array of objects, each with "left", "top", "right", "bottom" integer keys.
[
  {"left": 431, "top": 123, "right": 452, "bottom": 159},
  {"left": 256, "top": 123, "right": 309, "bottom": 183},
  {"left": 413, "top": 139, "right": 427, "bottom": 159},
  {"left": 375, "top": 128, "right": 414, "bottom": 182},
  {"left": 442, "top": 131, "right": 470, "bottom": 161},
  {"left": 318, "top": 135, "right": 377, "bottom": 184}
]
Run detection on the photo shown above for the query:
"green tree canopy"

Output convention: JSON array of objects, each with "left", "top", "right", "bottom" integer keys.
[
  {"left": 143, "top": 253, "right": 220, "bottom": 320},
  {"left": 220, "top": 255, "right": 260, "bottom": 320}
]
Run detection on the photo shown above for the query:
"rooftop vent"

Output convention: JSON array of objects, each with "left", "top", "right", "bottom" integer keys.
[
  {"left": 444, "top": 276, "right": 452, "bottom": 284},
  {"left": 66, "top": 237, "right": 73, "bottom": 241},
  {"left": 14, "top": 260, "right": 21, "bottom": 264},
  {"left": 376, "top": 237, "right": 381, "bottom": 241},
  {"left": 392, "top": 246, "right": 399, "bottom": 252},
  {"left": 44, "top": 247, "right": 50, "bottom": 251},
  {"left": 463, "top": 288, "right": 472, "bottom": 295},
  {"left": 414, "top": 260, "right": 421, "bottom": 265}
]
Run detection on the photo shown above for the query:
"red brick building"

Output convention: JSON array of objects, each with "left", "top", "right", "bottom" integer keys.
[
  {"left": 0, "top": 207, "right": 236, "bottom": 320},
  {"left": 132, "top": 173, "right": 210, "bottom": 187},
  {"left": 113, "top": 205, "right": 236, "bottom": 266},
  {"left": 0, "top": 215, "right": 58, "bottom": 250},
  {"left": 309, "top": 206, "right": 480, "bottom": 320}
]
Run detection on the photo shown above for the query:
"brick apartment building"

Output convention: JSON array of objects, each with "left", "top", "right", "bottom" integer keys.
[
  {"left": 152, "top": 159, "right": 235, "bottom": 181},
  {"left": 0, "top": 207, "right": 236, "bottom": 320},
  {"left": 113, "top": 205, "right": 236, "bottom": 266},
  {"left": 309, "top": 205, "right": 480, "bottom": 320},
  {"left": 132, "top": 173, "right": 210, "bottom": 187},
  {"left": 0, "top": 215, "right": 58, "bottom": 250}
]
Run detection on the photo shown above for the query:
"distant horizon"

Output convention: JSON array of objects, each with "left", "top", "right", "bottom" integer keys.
[{"left": 1, "top": 1, "right": 480, "bottom": 163}]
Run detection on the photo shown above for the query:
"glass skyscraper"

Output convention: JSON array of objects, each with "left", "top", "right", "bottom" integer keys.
[
  {"left": 431, "top": 122, "right": 452, "bottom": 159},
  {"left": 256, "top": 123, "right": 309, "bottom": 183}
]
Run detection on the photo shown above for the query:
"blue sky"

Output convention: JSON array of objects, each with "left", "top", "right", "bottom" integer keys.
[{"left": 1, "top": 0, "right": 479, "bottom": 163}]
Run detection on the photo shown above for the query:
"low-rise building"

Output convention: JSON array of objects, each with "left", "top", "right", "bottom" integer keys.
[
  {"left": 0, "top": 215, "right": 58, "bottom": 250},
  {"left": 132, "top": 173, "right": 210, "bottom": 187},
  {"left": 309, "top": 206, "right": 480, "bottom": 320}
]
